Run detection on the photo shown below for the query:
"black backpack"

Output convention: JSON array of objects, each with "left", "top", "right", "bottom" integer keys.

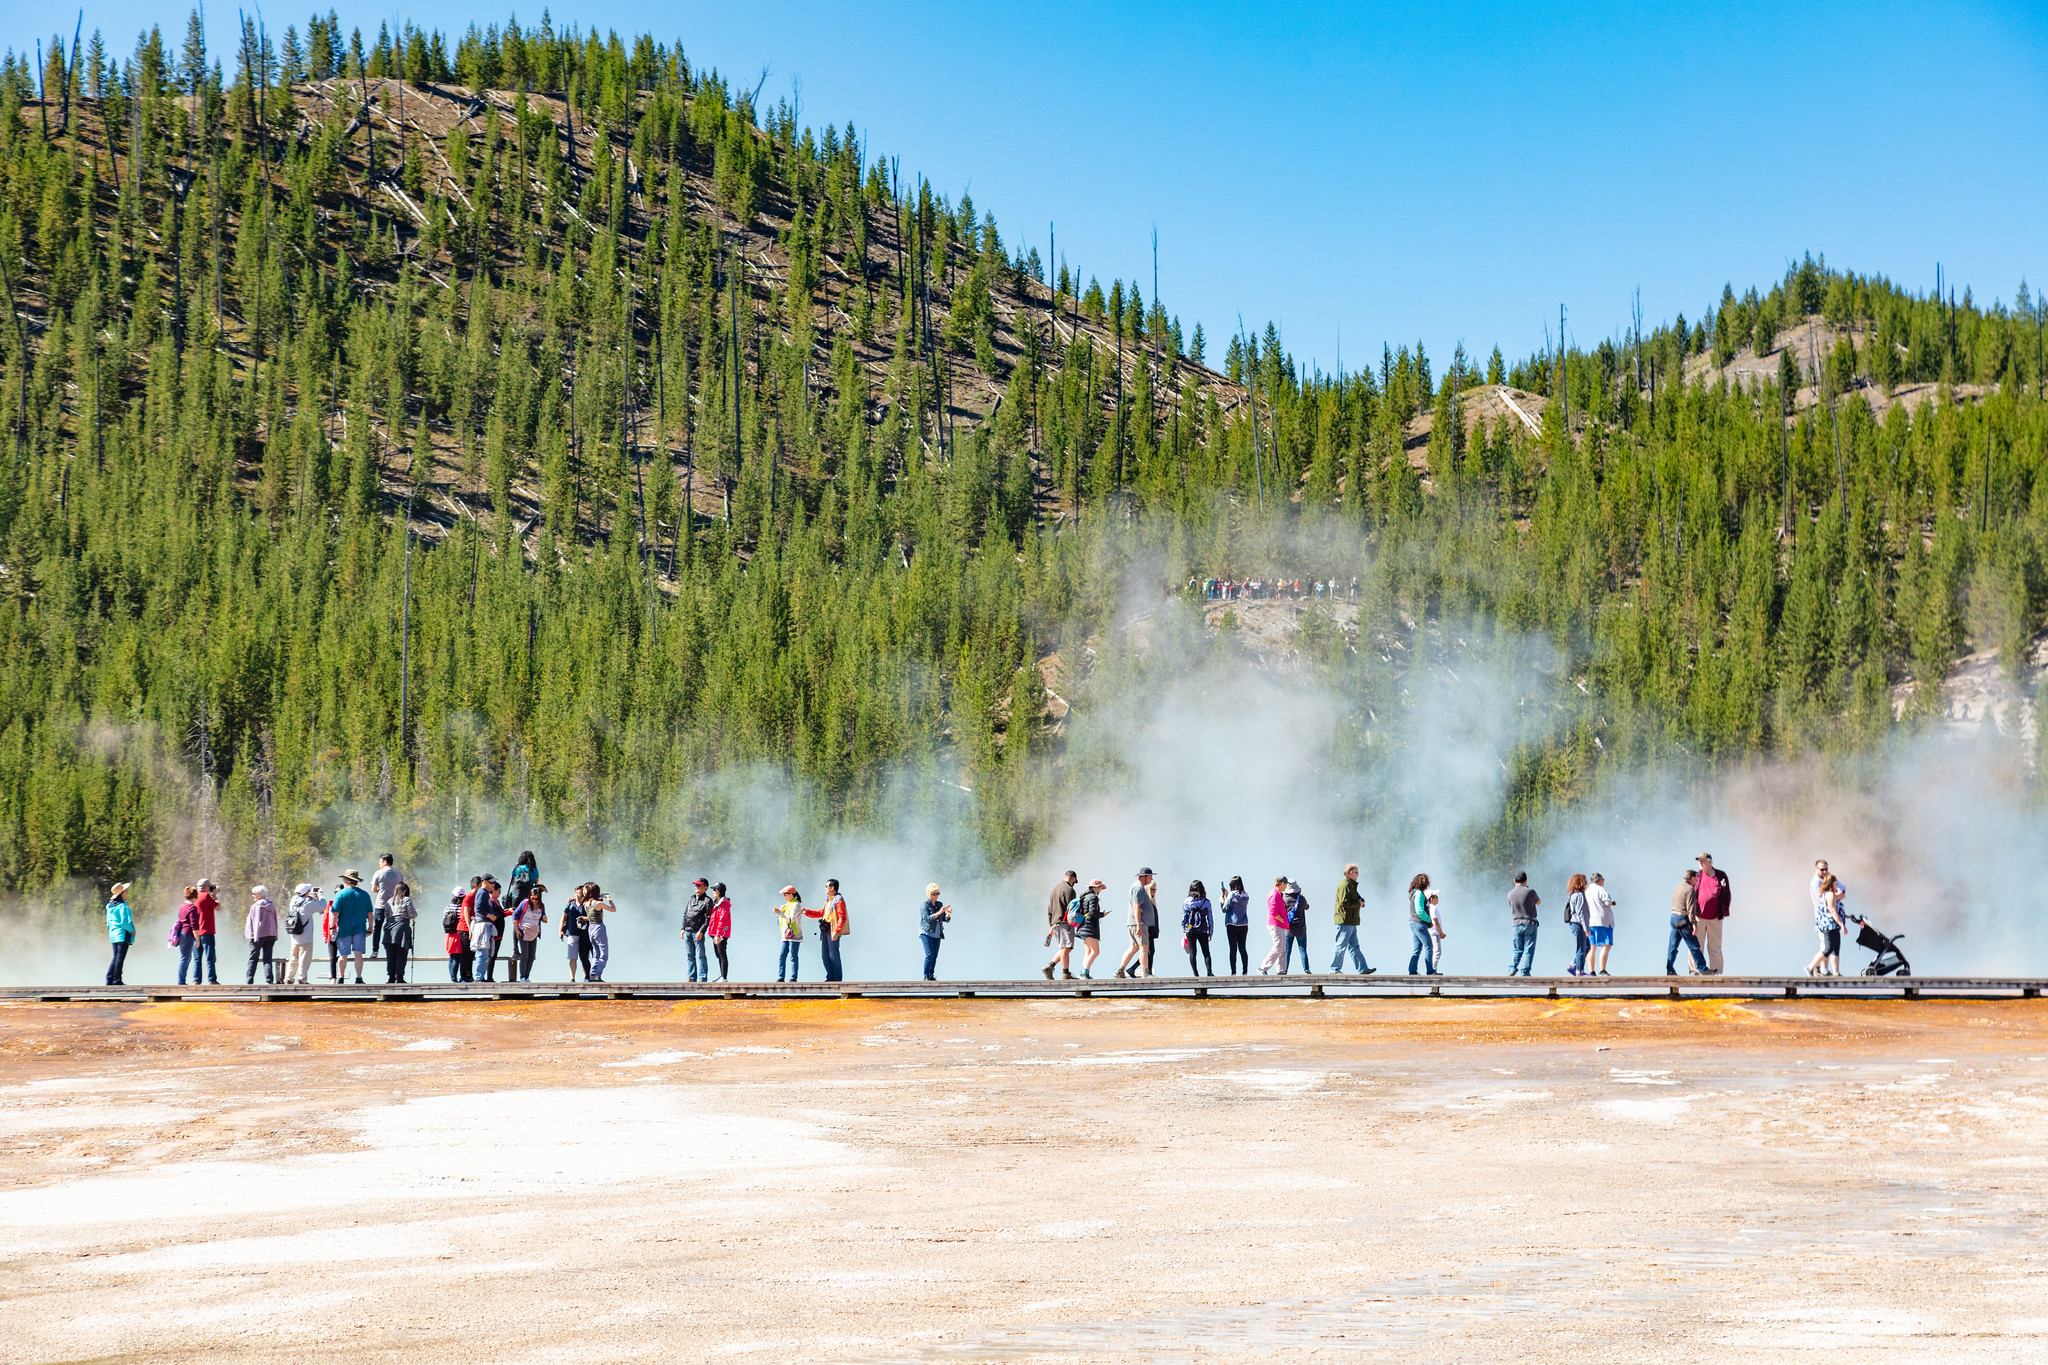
[{"left": 442, "top": 907, "right": 461, "bottom": 933}]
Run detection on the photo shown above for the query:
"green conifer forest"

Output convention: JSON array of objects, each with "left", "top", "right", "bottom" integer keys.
[{"left": 2, "top": 12, "right": 2046, "bottom": 908}]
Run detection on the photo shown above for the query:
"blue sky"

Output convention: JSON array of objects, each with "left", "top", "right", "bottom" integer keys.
[{"left": 12, "top": 1, "right": 2046, "bottom": 371}]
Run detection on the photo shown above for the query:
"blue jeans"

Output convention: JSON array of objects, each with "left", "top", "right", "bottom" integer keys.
[
  {"left": 920, "top": 933, "right": 942, "bottom": 980},
  {"left": 474, "top": 946, "right": 494, "bottom": 980},
  {"left": 778, "top": 939, "right": 800, "bottom": 981},
  {"left": 448, "top": 954, "right": 464, "bottom": 981},
  {"left": 1409, "top": 921, "right": 1437, "bottom": 975},
  {"left": 684, "top": 931, "right": 708, "bottom": 982},
  {"left": 819, "top": 932, "right": 843, "bottom": 982},
  {"left": 1509, "top": 922, "right": 1538, "bottom": 975},
  {"left": 177, "top": 931, "right": 198, "bottom": 984},
  {"left": 194, "top": 933, "right": 218, "bottom": 983},
  {"left": 1570, "top": 923, "right": 1590, "bottom": 974},
  {"left": 1667, "top": 916, "right": 1707, "bottom": 973},
  {"left": 1330, "top": 925, "right": 1368, "bottom": 973},
  {"left": 107, "top": 936, "right": 132, "bottom": 985},
  {"left": 1288, "top": 930, "right": 1310, "bottom": 972}
]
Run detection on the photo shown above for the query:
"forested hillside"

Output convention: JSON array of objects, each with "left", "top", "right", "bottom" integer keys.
[{"left": 2, "top": 11, "right": 2045, "bottom": 906}]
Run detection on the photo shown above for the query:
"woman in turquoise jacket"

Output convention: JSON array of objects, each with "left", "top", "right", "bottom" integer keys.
[{"left": 105, "top": 882, "right": 136, "bottom": 985}]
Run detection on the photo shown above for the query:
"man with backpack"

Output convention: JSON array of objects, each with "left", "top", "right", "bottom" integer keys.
[
  {"left": 1693, "top": 853, "right": 1731, "bottom": 974},
  {"left": 1043, "top": 870, "right": 1078, "bottom": 981},
  {"left": 284, "top": 884, "right": 320, "bottom": 985},
  {"left": 443, "top": 888, "right": 469, "bottom": 982}
]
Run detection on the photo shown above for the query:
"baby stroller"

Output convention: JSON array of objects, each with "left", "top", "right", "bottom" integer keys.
[{"left": 1849, "top": 915, "right": 1910, "bottom": 977}]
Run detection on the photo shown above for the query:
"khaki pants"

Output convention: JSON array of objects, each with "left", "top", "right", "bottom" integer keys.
[
  {"left": 1697, "top": 918, "right": 1725, "bottom": 973},
  {"left": 286, "top": 941, "right": 315, "bottom": 984}
]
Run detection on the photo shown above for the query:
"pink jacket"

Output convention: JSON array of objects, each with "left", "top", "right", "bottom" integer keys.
[
  {"left": 1266, "top": 887, "right": 1290, "bottom": 930},
  {"left": 707, "top": 898, "right": 732, "bottom": 938}
]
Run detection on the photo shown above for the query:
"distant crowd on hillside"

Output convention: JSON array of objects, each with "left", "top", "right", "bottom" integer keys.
[{"left": 1189, "top": 577, "right": 1359, "bottom": 602}]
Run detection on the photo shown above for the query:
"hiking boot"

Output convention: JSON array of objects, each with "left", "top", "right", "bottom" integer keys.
[
  {"left": 1113, "top": 968, "right": 1128, "bottom": 979},
  {"left": 1061, "top": 971, "right": 1075, "bottom": 980},
  {"left": 1042, "top": 966, "right": 1055, "bottom": 981}
]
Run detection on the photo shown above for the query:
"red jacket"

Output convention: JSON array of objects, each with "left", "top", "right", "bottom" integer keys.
[{"left": 195, "top": 892, "right": 219, "bottom": 935}]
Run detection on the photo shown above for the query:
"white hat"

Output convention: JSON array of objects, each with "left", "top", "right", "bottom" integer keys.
[{"left": 294, "top": 883, "right": 312, "bottom": 897}]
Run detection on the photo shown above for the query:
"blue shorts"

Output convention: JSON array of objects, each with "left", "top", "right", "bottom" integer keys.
[
  {"left": 336, "top": 932, "right": 367, "bottom": 956},
  {"left": 1587, "top": 926, "right": 1614, "bottom": 946}
]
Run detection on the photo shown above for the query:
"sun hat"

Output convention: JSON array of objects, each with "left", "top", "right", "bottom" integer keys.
[
  {"left": 781, "top": 885, "right": 799, "bottom": 897},
  {"left": 1137, "top": 866, "right": 1153, "bottom": 877},
  {"left": 1088, "top": 878, "right": 1107, "bottom": 890},
  {"left": 110, "top": 881, "right": 131, "bottom": 898},
  {"left": 340, "top": 869, "right": 362, "bottom": 884}
]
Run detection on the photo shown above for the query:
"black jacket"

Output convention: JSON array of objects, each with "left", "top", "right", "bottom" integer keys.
[{"left": 683, "top": 892, "right": 714, "bottom": 933}]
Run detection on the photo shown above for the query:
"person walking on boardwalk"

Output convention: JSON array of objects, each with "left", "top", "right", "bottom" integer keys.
[
  {"left": 1563, "top": 874, "right": 1591, "bottom": 977},
  {"left": 193, "top": 879, "right": 221, "bottom": 985},
  {"left": 919, "top": 883, "right": 953, "bottom": 981},
  {"left": 1044, "top": 870, "right": 1079, "bottom": 981},
  {"left": 1286, "top": 879, "right": 1313, "bottom": 973},
  {"left": 1331, "top": 864, "right": 1374, "bottom": 975},
  {"left": 1507, "top": 872, "right": 1540, "bottom": 976},
  {"left": 1807, "top": 873, "right": 1847, "bottom": 976},
  {"left": 774, "top": 886, "right": 807, "bottom": 982},
  {"left": 331, "top": 871, "right": 373, "bottom": 986},
  {"left": 1116, "top": 869, "right": 1159, "bottom": 979},
  {"left": 1667, "top": 869, "right": 1708, "bottom": 975},
  {"left": 1073, "top": 879, "right": 1106, "bottom": 978},
  {"left": 683, "top": 878, "right": 715, "bottom": 983},
  {"left": 708, "top": 883, "right": 733, "bottom": 982},
  {"left": 1182, "top": 880, "right": 1216, "bottom": 976},
  {"left": 1693, "top": 853, "right": 1731, "bottom": 974},
  {"left": 384, "top": 882, "right": 418, "bottom": 984},
  {"left": 105, "top": 882, "right": 136, "bottom": 986},
  {"left": 818, "top": 879, "right": 850, "bottom": 983},
  {"left": 1260, "top": 876, "right": 1291, "bottom": 974},
  {"left": 1407, "top": 874, "right": 1436, "bottom": 976},
  {"left": 172, "top": 887, "right": 203, "bottom": 985},
  {"left": 1219, "top": 877, "right": 1251, "bottom": 974},
  {"left": 283, "top": 884, "right": 319, "bottom": 985},
  {"left": 244, "top": 886, "right": 279, "bottom": 985},
  {"left": 1585, "top": 874, "right": 1617, "bottom": 976}
]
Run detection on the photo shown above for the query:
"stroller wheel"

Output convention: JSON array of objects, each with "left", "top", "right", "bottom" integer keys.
[{"left": 1896, "top": 966, "right": 1911, "bottom": 977}]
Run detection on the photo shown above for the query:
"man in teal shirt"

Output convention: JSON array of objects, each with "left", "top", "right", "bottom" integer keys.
[{"left": 330, "top": 870, "right": 374, "bottom": 986}]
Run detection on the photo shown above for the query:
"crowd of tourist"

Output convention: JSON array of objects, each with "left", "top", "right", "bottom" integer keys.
[
  {"left": 97, "top": 849, "right": 1874, "bottom": 986},
  {"left": 1189, "top": 576, "right": 1358, "bottom": 602}
]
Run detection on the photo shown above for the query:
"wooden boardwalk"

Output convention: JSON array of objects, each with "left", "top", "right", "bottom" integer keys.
[{"left": 3, "top": 973, "right": 2040, "bottom": 1004}]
